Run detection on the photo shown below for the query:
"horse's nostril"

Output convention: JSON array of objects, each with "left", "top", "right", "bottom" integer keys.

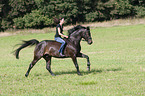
[
  {"left": 88, "top": 40, "right": 93, "bottom": 44},
  {"left": 90, "top": 41, "right": 93, "bottom": 44}
]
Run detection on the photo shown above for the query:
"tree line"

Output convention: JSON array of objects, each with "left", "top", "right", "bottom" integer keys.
[{"left": 0, "top": 0, "right": 145, "bottom": 31}]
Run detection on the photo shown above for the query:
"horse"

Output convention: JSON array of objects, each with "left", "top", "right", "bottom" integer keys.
[{"left": 14, "top": 25, "right": 93, "bottom": 77}]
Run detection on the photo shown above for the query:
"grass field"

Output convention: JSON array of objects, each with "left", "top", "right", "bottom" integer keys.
[{"left": 0, "top": 24, "right": 145, "bottom": 96}]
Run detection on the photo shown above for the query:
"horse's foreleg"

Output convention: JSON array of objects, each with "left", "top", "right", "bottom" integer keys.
[
  {"left": 43, "top": 55, "right": 55, "bottom": 76},
  {"left": 25, "top": 56, "right": 41, "bottom": 77},
  {"left": 71, "top": 56, "right": 81, "bottom": 75},
  {"left": 77, "top": 53, "right": 90, "bottom": 71}
]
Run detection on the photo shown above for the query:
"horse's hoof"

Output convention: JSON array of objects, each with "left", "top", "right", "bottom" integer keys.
[
  {"left": 51, "top": 74, "right": 56, "bottom": 76},
  {"left": 78, "top": 73, "right": 82, "bottom": 76},
  {"left": 87, "top": 67, "right": 90, "bottom": 71},
  {"left": 25, "top": 74, "right": 28, "bottom": 77},
  {"left": 78, "top": 74, "right": 83, "bottom": 76}
]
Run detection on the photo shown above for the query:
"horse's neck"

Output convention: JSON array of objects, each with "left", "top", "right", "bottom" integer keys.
[
  {"left": 68, "top": 29, "right": 83, "bottom": 52},
  {"left": 69, "top": 35, "right": 82, "bottom": 49}
]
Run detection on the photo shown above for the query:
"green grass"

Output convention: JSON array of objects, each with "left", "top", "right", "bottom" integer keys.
[{"left": 0, "top": 24, "right": 145, "bottom": 96}]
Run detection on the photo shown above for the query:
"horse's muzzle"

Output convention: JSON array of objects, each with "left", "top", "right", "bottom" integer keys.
[{"left": 88, "top": 39, "right": 93, "bottom": 45}]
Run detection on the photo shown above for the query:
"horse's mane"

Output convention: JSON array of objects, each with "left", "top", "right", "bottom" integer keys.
[{"left": 68, "top": 25, "right": 86, "bottom": 36}]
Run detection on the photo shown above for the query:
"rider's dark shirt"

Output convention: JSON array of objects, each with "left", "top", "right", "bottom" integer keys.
[{"left": 55, "top": 24, "right": 63, "bottom": 38}]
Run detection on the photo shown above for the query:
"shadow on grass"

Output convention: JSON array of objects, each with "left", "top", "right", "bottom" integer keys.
[
  {"left": 34, "top": 67, "right": 122, "bottom": 76},
  {"left": 51, "top": 67, "right": 122, "bottom": 76},
  {"left": 53, "top": 69, "right": 102, "bottom": 75}
]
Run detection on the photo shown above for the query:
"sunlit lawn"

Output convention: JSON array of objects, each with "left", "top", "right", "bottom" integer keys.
[{"left": 0, "top": 24, "right": 145, "bottom": 96}]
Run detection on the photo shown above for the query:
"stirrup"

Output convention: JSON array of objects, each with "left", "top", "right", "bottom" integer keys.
[{"left": 60, "top": 53, "right": 65, "bottom": 57}]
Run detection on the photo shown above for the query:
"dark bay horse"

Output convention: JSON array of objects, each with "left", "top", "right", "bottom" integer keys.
[{"left": 14, "top": 25, "right": 93, "bottom": 77}]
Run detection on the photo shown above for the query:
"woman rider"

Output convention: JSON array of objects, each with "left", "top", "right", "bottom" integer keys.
[{"left": 54, "top": 18, "right": 68, "bottom": 56}]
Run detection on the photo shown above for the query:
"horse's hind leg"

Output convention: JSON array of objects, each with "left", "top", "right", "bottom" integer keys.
[
  {"left": 43, "top": 55, "right": 55, "bottom": 76},
  {"left": 71, "top": 56, "right": 81, "bottom": 75},
  {"left": 25, "top": 56, "right": 41, "bottom": 77}
]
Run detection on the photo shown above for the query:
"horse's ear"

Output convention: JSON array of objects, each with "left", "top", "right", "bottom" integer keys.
[{"left": 87, "top": 26, "right": 90, "bottom": 30}]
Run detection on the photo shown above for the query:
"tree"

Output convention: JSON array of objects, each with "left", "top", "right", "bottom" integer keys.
[
  {"left": 110, "top": 0, "right": 134, "bottom": 19},
  {"left": 0, "top": 0, "right": 36, "bottom": 30},
  {"left": 1, "top": 0, "right": 145, "bottom": 31}
]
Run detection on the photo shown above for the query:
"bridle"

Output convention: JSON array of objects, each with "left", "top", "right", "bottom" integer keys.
[{"left": 83, "top": 29, "right": 92, "bottom": 41}]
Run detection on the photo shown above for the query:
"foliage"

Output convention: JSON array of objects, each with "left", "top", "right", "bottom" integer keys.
[
  {"left": 134, "top": 6, "right": 145, "bottom": 18},
  {"left": 85, "top": 1, "right": 107, "bottom": 22},
  {"left": 13, "top": 10, "right": 53, "bottom": 29},
  {"left": 1, "top": 0, "right": 145, "bottom": 31},
  {"left": 13, "top": 17, "right": 25, "bottom": 29},
  {"left": 110, "top": 0, "right": 134, "bottom": 18},
  {"left": 1, "top": 19, "right": 12, "bottom": 30}
]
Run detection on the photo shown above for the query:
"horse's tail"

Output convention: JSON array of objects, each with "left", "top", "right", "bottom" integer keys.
[{"left": 14, "top": 39, "right": 39, "bottom": 59}]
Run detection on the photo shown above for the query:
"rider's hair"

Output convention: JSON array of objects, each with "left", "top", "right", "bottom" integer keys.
[{"left": 54, "top": 17, "right": 63, "bottom": 24}]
